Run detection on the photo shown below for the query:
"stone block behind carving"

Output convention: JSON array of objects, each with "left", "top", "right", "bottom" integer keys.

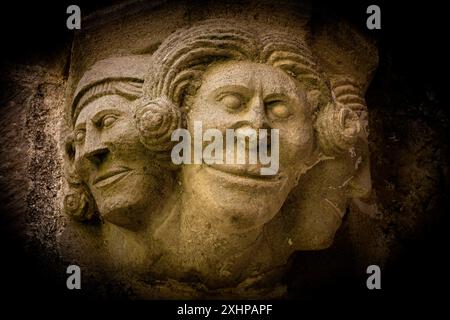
[{"left": 57, "top": 0, "right": 379, "bottom": 299}]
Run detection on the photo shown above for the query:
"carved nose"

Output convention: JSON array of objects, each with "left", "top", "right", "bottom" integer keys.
[
  {"left": 246, "top": 96, "right": 270, "bottom": 129},
  {"left": 85, "top": 147, "right": 109, "bottom": 166}
]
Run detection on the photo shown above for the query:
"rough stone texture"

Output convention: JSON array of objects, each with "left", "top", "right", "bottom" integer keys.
[
  {"left": 57, "top": 1, "right": 379, "bottom": 298},
  {"left": 0, "top": 51, "right": 70, "bottom": 296},
  {"left": 0, "top": 0, "right": 449, "bottom": 300}
]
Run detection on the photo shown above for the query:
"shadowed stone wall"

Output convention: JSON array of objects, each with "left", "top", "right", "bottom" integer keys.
[{"left": 0, "top": 0, "right": 448, "bottom": 299}]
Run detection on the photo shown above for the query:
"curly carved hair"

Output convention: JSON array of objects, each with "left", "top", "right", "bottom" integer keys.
[
  {"left": 134, "top": 19, "right": 361, "bottom": 156},
  {"left": 65, "top": 19, "right": 363, "bottom": 222}
]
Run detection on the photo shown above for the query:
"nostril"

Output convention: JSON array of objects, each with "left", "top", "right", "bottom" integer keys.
[{"left": 86, "top": 148, "right": 109, "bottom": 166}]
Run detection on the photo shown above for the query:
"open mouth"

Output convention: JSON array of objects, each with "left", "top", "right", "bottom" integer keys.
[{"left": 93, "top": 167, "right": 132, "bottom": 189}]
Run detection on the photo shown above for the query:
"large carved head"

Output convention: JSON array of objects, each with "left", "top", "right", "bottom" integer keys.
[
  {"left": 63, "top": 55, "right": 174, "bottom": 230},
  {"left": 133, "top": 20, "right": 370, "bottom": 235}
]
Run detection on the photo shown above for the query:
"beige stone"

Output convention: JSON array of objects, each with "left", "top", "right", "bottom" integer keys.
[{"left": 61, "top": 7, "right": 377, "bottom": 299}]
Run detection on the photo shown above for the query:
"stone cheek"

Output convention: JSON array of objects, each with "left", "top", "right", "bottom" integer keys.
[{"left": 60, "top": 8, "right": 377, "bottom": 299}]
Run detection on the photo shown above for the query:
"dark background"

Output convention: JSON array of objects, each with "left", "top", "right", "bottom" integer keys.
[{"left": 0, "top": 0, "right": 448, "bottom": 307}]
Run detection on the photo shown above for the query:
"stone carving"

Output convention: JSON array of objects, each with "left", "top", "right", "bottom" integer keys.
[
  {"left": 64, "top": 55, "right": 175, "bottom": 230},
  {"left": 63, "top": 19, "right": 376, "bottom": 298}
]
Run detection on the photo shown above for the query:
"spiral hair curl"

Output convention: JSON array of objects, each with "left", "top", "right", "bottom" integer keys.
[{"left": 135, "top": 19, "right": 362, "bottom": 155}]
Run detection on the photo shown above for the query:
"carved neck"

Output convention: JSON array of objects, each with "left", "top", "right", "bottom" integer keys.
[{"left": 178, "top": 188, "right": 265, "bottom": 275}]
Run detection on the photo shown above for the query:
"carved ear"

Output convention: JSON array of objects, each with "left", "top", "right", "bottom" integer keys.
[
  {"left": 63, "top": 133, "right": 98, "bottom": 222},
  {"left": 315, "top": 102, "right": 361, "bottom": 155},
  {"left": 64, "top": 185, "right": 97, "bottom": 222},
  {"left": 133, "top": 97, "right": 182, "bottom": 152}
]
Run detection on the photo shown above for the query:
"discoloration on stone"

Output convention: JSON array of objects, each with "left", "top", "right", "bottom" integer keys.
[
  {"left": 0, "top": 0, "right": 448, "bottom": 300},
  {"left": 59, "top": 16, "right": 376, "bottom": 298}
]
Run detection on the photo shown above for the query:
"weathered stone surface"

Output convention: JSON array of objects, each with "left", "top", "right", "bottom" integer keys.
[
  {"left": 0, "top": 0, "right": 448, "bottom": 300},
  {"left": 59, "top": 2, "right": 377, "bottom": 298}
]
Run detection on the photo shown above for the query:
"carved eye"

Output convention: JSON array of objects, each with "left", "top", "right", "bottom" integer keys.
[
  {"left": 74, "top": 129, "right": 85, "bottom": 143},
  {"left": 101, "top": 115, "right": 118, "bottom": 128},
  {"left": 219, "top": 93, "right": 244, "bottom": 111},
  {"left": 267, "top": 101, "right": 291, "bottom": 119}
]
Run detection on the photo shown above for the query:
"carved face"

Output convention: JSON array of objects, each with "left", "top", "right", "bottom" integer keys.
[
  {"left": 183, "top": 61, "right": 316, "bottom": 232},
  {"left": 73, "top": 94, "right": 168, "bottom": 229}
]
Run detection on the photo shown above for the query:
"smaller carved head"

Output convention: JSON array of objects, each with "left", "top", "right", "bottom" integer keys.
[{"left": 64, "top": 55, "right": 173, "bottom": 230}]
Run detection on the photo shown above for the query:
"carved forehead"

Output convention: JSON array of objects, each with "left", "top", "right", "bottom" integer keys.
[
  {"left": 143, "top": 19, "right": 323, "bottom": 102},
  {"left": 75, "top": 94, "right": 131, "bottom": 126},
  {"left": 199, "top": 61, "right": 303, "bottom": 96},
  {"left": 69, "top": 54, "right": 151, "bottom": 125}
]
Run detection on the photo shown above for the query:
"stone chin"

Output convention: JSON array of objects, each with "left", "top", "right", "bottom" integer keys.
[
  {"left": 183, "top": 163, "right": 294, "bottom": 233},
  {"left": 95, "top": 195, "right": 148, "bottom": 231},
  {"left": 91, "top": 170, "right": 160, "bottom": 230}
]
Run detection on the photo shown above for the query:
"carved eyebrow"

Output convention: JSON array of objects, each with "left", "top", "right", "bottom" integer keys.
[
  {"left": 74, "top": 121, "right": 86, "bottom": 131},
  {"left": 210, "top": 85, "right": 253, "bottom": 98},
  {"left": 91, "top": 109, "right": 123, "bottom": 125},
  {"left": 264, "top": 92, "right": 292, "bottom": 103}
]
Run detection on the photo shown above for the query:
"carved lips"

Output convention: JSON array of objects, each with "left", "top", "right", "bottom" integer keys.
[
  {"left": 207, "top": 163, "right": 278, "bottom": 180},
  {"left": 93, "top": 167, "right": 132, "bottom": 189},
  {"left": 203, "top": 165, "right": 285, "bottom": 191}
]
